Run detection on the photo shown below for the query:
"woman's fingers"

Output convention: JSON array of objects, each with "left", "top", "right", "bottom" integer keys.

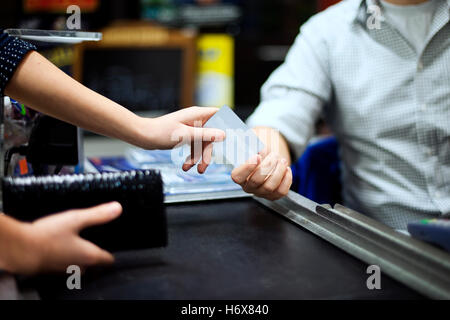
[
  {"left": 76, "top": 238, "right": 115, "bottom": 266},
  {"left": 176, "top": 125, "right": 225, "bottom": 146},
  {"left": 69, "top": 202, "right": 122, "bottom": 232},
  {"left": 181, "top": 126, "right": 225, "bottom": 173},
  {"left": 182, "top": 141, "right": 203, "bottom": 171},
  {"left": 174, "top": 106, "right": 220, "bottom": 125},
  {"left": 197, "top": 141, "right": 214, "bottom": 173},
  {"left": 199, "top": 128, "right": 225, "bottom": 143}
]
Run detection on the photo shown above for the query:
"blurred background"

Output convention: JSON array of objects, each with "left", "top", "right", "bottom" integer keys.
[{"left": 1, "top": 0, "right": 340, "bottom": 121}]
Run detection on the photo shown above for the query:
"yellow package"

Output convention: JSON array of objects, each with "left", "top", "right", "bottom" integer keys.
[{"left": 196, "top": 34, "right": 234, "bottom": 108}]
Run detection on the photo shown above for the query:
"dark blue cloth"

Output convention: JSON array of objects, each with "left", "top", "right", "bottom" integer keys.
[
  {"left": 0, "top": 30, "right": 37, "bottom": 95},
  {"left": 291, "top": 136, "right": 342, "bottom": 206}
]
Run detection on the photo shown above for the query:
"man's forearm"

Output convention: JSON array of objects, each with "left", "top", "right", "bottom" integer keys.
[
  {"left": 4, "top": 51, "right": 148, "bottom": 148},
  {"left": 252, "top": 126, "right": 292, "bottom": 164}
]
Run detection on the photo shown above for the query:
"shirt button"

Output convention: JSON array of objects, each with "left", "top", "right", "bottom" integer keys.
[
  {"left": 420, "top": 104, "right": 427, "bottom": 111},
  {"left": 435, "top": 191, "right": 442, "bottom": 199},
  {"left": 417, "top": 60, "right": 424, "bottom": 71}
]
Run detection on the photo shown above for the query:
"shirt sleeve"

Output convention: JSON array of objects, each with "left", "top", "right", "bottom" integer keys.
[
  {"left": 0, "top": 31, "right": 37, "bottom": 95},
  {"left": 246, "top": 17, "right": 332, "bottom": 161}
]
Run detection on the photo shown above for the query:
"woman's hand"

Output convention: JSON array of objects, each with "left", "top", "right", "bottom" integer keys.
[
  {"left": 0, "top": 202, "right": 122, "bottom": 275},
  {"left": 140, "top": 107, "right": 226, "bottom": 173}
]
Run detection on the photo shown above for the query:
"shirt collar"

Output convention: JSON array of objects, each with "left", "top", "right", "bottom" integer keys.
[
  {"left": 352, "top": 0, "right": 450, "bottom": 25},
  {"left": 352, "top": 0, "right": 376, "bottom": 25}
]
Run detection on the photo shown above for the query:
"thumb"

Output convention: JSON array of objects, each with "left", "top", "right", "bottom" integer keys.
[
  {"left": 78, "top": 238, "right": 115, "bottom": 266},
  {"left": 71, "top": 202, "right": 122, "bottom": 232},
  {"left": 176, "top": 106, "right": 221, "bottom": 124}
]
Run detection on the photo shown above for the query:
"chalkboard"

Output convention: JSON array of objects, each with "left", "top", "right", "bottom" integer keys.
[
  {"left": 82, "top": 48, "right": 182, "bottom": 112},
  {"left": 73, "top": 23, "right": 197, "bottom": 113}
]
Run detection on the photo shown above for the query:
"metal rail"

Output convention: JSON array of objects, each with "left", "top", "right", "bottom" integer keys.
[
  {"left": 254, "top": 191, "right": 450, "bottom": 299},
  {"left": 165, "top": 189, "right": 251, "bottom": 204}
]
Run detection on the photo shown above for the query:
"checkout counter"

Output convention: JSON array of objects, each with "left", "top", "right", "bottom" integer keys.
[
  {"left": 0, "top": 139, "right": 431, "bottom": 300},
  {"left": 32, "top": 199, "right": 423, "bottom": 299},
  {"left": 2, "top": 127, "right": 450, "bottom": 300}
]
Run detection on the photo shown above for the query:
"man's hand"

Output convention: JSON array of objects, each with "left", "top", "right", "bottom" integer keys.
[
  {"left": 231, "top": 126, "right": 293, "bottom": 201},
  {"left": 231, "top": 149, "right": 292, "bottom": 201},
  {"left": 0, "top": 202, "right": 122, "bottom": 275}
]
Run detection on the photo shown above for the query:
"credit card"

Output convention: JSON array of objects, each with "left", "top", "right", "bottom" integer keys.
[{"left": 204, "top": 106, "right": 265, "bottom": 168}]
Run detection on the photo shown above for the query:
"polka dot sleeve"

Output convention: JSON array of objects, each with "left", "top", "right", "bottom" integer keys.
[{"left": 0, "top": 31, "right": 37, "bottom": 95}]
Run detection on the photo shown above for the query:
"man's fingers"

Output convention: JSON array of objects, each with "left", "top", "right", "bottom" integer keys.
[
  {"left": 231, "top": 154, "right": 262, "bottom": 185},
  {"left": 244, "top": 153, "right": 279, "bottom": 191},
  {"left": 274, "top": 166, "right": 293, "bottom": 198},
  {"left": 258, "top": 147, "right": 270, "bottom": 159},
  {"left": 70, "top": 202, "right": 122, "bottom": 232},
  {"left": 254, "top": 158, "right": 288, "bottom": 195},
  {"left": 261, "top": 165, "right": 292, "bottom": 200}
]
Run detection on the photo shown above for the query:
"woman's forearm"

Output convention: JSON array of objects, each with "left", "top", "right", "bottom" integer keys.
[
  {"left": 4, "top": 51, "right": 150, "bottom": 148},
  {"left": 0, "top": 214, "right": 31, "bottom": 272}
]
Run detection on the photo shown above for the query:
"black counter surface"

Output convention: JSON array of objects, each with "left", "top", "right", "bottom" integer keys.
[{"left": 29, "top": 198, "right": 423, "bottom": 299}]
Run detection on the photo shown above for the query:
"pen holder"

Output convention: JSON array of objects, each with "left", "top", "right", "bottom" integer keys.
[{"left": 2, "top": 170, "right": 167, "bottom": 252}]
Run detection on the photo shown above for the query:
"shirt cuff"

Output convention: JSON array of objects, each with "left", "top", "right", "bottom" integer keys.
[
  {"left": 0, "top": 36, "right": 37, "bottom": 95},
  {"left": 246, "top": 93, "right": 322, "bottom": 161}
]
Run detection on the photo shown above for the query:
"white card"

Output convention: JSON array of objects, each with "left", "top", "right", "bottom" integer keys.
[{"left": 204, "top": 106, "right": 265, "bottom": 168}]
